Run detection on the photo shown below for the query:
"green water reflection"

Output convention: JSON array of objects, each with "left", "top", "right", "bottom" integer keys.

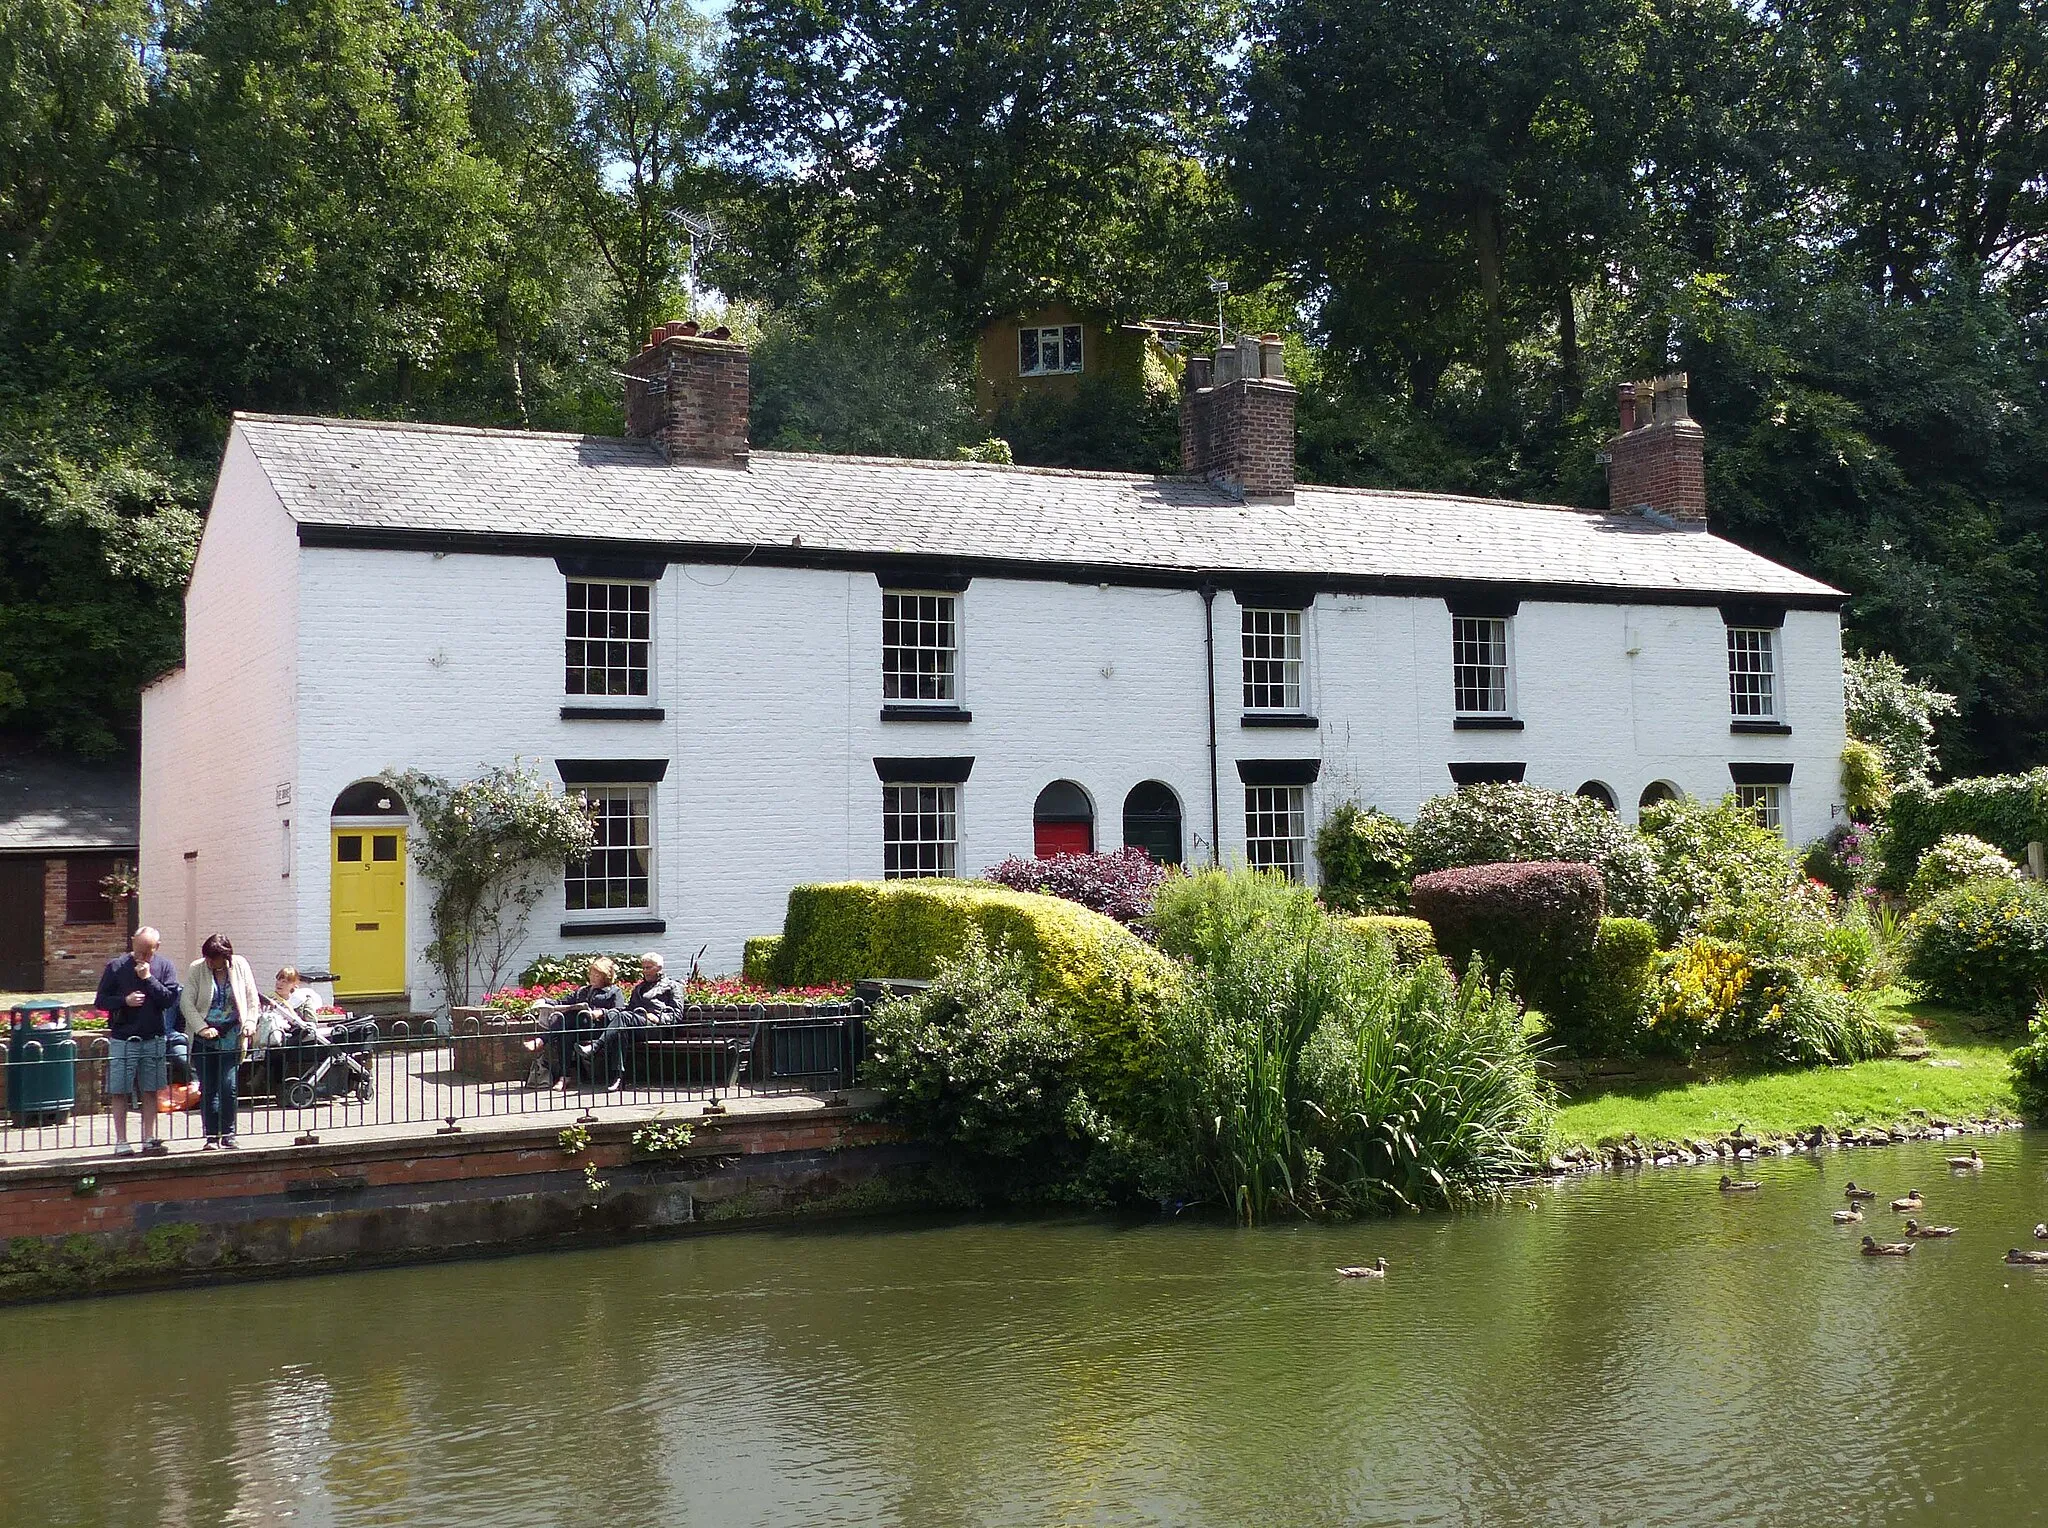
[{"left": 5, "top": 1135, "right": 2047, "bottom": 1526}]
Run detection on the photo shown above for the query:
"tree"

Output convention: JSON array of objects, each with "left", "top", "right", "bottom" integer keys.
[
  {"left": 711, "top": 0, "right": 1232, "bottom": 334},
  {"left": 1845, "top": 652, "right": 1961, "bottom": 786},
  {"left": 395, "top": 763, "right": 597, "bottom": 1007}
]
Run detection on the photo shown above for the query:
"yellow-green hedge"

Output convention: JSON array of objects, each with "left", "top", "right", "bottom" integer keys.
[
  {"left": 741, "top": 935, "right": 782, "bottom": 985},
  {"left": 1339, "top": 914, "right": 1438, "bottom": 966},
  {"left": 773, "top": 879, "right": 1182, "bottom": 1110}
]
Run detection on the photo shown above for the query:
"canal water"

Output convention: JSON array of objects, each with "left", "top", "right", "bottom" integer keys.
[{"left": 6, "top": 1134, "right": 2047, "bottom": 1527}]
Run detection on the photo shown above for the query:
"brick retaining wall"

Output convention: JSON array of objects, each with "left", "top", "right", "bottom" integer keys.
[{"left": 0, "top": 1106, "right": 932, "bottom": 1302}]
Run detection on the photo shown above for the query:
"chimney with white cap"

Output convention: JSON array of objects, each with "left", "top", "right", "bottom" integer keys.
[{"left": 1178, "top": 332, "right": 1296, "bottom": 503}]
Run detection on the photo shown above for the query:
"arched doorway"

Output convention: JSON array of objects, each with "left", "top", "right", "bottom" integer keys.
[
  {"left": 1122, "top": 781, "right": 1184, "bottom": 866},
  {"left": 1033, "top": 780, "right": 1095, "bottom": 858},
  {"left": 1576, "top": 780, "right": 1617, "bottom": 811},
  {"left": 1638, "top": 780, "right": 1680, "bottom": 815},
  {"left": 330, "top": 780, "right": 408, "bottom": 999}
]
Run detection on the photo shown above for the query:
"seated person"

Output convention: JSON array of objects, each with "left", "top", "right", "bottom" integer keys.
[
  {"left": 577, "top": 953, "right": 682, "bottom": 1091},
  {"left": 256, "top": 966, "right": 324, "bottom": 1054},
  {"left": 522, "top": 958, "right": 626, "bottom": 1088}
]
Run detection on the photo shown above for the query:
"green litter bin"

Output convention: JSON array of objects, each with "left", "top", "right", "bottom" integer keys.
[{"left": 8, "top": 1003, "right": 78, "bottom": 1125}]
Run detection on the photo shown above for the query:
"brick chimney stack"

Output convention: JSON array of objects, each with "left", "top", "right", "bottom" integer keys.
[
  {"left": 1606, "top": 372, "right": 1705, "bottom": 526},
  {"left": 623, "top": 320, "right": 750, "bottom": 469},
  {"left": 1179, "top": 332, "right": 1296, "bottom": 503}
]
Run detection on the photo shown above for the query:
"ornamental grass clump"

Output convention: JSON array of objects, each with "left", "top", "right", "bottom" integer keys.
[{"left": 1151, "top": 886, "right": 1550, "bottom": 1223}]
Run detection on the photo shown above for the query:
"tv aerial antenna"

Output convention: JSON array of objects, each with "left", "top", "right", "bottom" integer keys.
[
  {"left": 1208, "top": 278, "right": 1230, "bottom": 346},
  {"left": 671, "top": 209, "right": 725, "bottom": 304}
]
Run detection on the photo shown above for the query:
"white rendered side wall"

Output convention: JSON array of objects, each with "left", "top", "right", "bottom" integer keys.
[
  {"left": 137, "top": 431, "right": 300, "bottom": 974},
  {"left": 291, "top": 546, "right": 1847, "bottom": 992}
]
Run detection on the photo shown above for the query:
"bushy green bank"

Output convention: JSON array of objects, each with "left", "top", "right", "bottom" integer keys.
[{"left": 855, "top": 870, "right": 1551, "bottom": 1222}]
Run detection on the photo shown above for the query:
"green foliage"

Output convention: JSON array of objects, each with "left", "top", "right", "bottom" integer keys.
[
  {"left": 0, "top": 404, "right": 203, "bottom": 754},
  {"left": 1844, "top": 653, "right": 1958, "bottom": 788},
  {"left": 1903, "top": 878, "right": 2048, "bottom": 1020},
  {"left": 1147, "top": 866, "right": 1324, "bottom": 965},
  {"left": 1409, "top": 783, "right": 1657, "bottom": 919},
  {"left": 1650, "top": 936, "right": 1751, "bottom": 1059},
  {"left": 773, "top": 878, "right": 1182, "bottom": 1115},
  {"left": 1839, "top": 739, "right": 1893, "bottom": 819},
  {"left": 395, "top": 763, "right": 597, "bottom": 1006},
  {"left": 1550, "top": 917, "right": 1660, "bottom": 1056},
  {"left": 862, "top": 931, "right": 1092, "bottom": 1184},
  {"left": 1313, "top": 802, "right": 1412, "bottom": 913},
  {"left": 1338, "top": 916, "right": 1438, "bottom": 967},
  {"left": 2010, "top": 1004, "right": 2048, "bottom": 1124},
  {"left": 988, "top": 373, "right": 1180, "bottom": 473},
  {"left": 1638, "top": 795, "right": 1797, "bottom": 943},
  {"left": 741, "top": 935, "right": 782, "bottom": 985},
  {"left": 1154, "top": 910, "right": 1550, "bottom": 1221},
  {"left": 1408, "top": 861, "right": 1606, "bottom": 1013},
  {"left": 1906, "top": 833, "right": 2022, "bottom": 906},
  {"left": 954, "top": 438, "right": 1013, "bottom": 464},
  {"left": 630, "top": 1118, "right": 696, "bottom": 1158},
  {"left": 1883, "top": 772, "right": 2048, "bottom": 891},
  {"left": 748, "top": 313, "right": 979, "bottom": 457},
  {"left": 516, "top": 951, "right": 646, "bottom": 988}
]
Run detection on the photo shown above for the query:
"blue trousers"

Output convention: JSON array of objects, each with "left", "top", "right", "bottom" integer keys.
[{"left": 196, "top": 1034, "right": 241, "bottom": 1140}]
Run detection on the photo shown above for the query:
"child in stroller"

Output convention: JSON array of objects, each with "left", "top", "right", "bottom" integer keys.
[{"left": 259, "top": 972, "right": 378, "bottom": 1108}]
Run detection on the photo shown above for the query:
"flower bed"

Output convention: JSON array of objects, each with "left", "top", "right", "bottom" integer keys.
[{"left": 479, "top": 977, "right": 853, "bottom": 1012}]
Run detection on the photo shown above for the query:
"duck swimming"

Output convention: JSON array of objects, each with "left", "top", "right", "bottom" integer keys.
[
  {"left": 2034, "top": 1224, "right": 2047, "bottom": 1240},
  {"left": 1946, "top": 1148, "right": 1985, "bottom": 1170},
  {"left": 1338, "top": 1259, "right": 1389, "bottom": 1279},
  {"left": 1720, "top": 1175, "right": 1761, "bottom": 1193},
  {"left": 1890, "top": 1191, "right": 1924, "bottom": 1212},
  {"left": 1904, "top": 1220, "right": 1957, "bottom": 1238},
  {"left": 1832, "top": 1207, "right": 1864, "bottom": 1225},
  {"left": 2003, "top": 1248, "right": 2048, "bottom": 1266},
  {"left": 1844, "top": 1183, "right": 1876, "bottom": 1201},
  {"left": 1862, "top": 1236, "right": 1913, "bottom": 1257}
]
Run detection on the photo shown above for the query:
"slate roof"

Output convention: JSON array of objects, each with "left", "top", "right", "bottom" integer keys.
[
  {"left": 0, "top": 753, "right": 139, "bottom": 855},
  {"left": 235, "top": 414, "right": 1842, "bottom": 603}
]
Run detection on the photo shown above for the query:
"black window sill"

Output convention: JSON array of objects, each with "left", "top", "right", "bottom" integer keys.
[
  {"left": 1454, "top": 716, "right": 1525, "bottom": 731},
  {"left": 559, "top": 917, "right": 667, "bottom": 937},
  {"left": 1731, "top": 720, "right": 1792, "bottom": 735},
  {"left": 880, "top": 705, "right": 973, "bottom": 723},
  {"left": 1241, "top": 713, "right": 1320, "bottom": 729},
  {"left": 561, "top": 706, "right": 666, "bottom": 722}
]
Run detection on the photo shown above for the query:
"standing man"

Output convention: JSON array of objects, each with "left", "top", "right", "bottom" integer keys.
[{"left": 94, "top": 927, "right": 182, "bottom": 1157}]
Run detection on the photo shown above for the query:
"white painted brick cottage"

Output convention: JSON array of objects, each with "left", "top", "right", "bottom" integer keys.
[{"left": 140, "top": 326, "right": 1847, "bottom": 1008}]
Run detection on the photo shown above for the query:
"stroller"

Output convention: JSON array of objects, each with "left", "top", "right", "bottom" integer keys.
[{"left": 266, "top": 1009, "right": 380, "bottom": 1108}]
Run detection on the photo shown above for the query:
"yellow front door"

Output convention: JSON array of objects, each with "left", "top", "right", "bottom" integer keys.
[{"left": 331, "top": 828, "right": 407, "bottom": 997}]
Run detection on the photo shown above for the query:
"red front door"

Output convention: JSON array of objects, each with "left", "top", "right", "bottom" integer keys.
[{"left": 1034, "top": 821, "right": 1092, "bottom": 858}]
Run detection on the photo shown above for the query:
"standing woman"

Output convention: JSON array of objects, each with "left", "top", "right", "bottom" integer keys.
[{"left": 180, "top": 934, "right": 261, "bottom": 1149}]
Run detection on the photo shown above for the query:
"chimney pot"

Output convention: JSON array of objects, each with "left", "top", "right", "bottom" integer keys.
[
  {"left": 709, "top": 325, "right": 731, "bottom": 341},
  {"left": 1607, "top": 373, "right": 1705, "bottom": 524},
  {"left": 622, "top": 326, "right": 751, "bottom": 469},
  {"left": 1259, "top": 334, "right": 1285, "bottom": 380},
  {"left": 1179, "top": 333, "right": 1298, "bottom": 501}
]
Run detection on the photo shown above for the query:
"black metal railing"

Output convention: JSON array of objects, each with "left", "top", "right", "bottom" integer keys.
[{"left": 0, "top": 1004, "right": 869, "bottom": 1158}]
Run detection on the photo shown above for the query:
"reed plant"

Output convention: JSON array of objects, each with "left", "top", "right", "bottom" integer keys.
[{"left": 1153, "top": 879, "right": 1551, "bottom": 1222}]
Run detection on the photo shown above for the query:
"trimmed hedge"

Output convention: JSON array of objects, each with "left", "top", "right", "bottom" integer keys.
[
  {"left": 980, "top": 846, "right": 1167, "bottom": 925},
  {"left": 1551, "top": 917, "right": 1659, "bottom": 1055},
  {"left": 1409, "top": 782, "right": 1657, "bottom": 918},
  {"left": 1408, "top": 861, "right": 1606, "bottom": 1010},
  {"left": 770, "top": 879, "right": 1183, "bottom": 1111},
  {"left": 1882, "top": 769, "right": 2048, "bottom": 889},
  {"left": 1339, "top": 914, "right": 1438, "bottom": 966},
  {"left": 741, "top": 935, "right": 782, "bottom": 985}
]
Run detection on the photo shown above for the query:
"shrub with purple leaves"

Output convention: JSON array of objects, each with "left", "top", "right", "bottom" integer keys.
[
  {"left": 1409, "top": 861, "right": 1606, "bottom": 1012},
  {"left": 982, "top": 846, "right": 1169, "bottom": 927}
]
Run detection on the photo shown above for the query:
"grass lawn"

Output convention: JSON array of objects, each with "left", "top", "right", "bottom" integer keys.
[{"left": 1551, "top": 993, "right": 2023, "bottom": 1149}]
